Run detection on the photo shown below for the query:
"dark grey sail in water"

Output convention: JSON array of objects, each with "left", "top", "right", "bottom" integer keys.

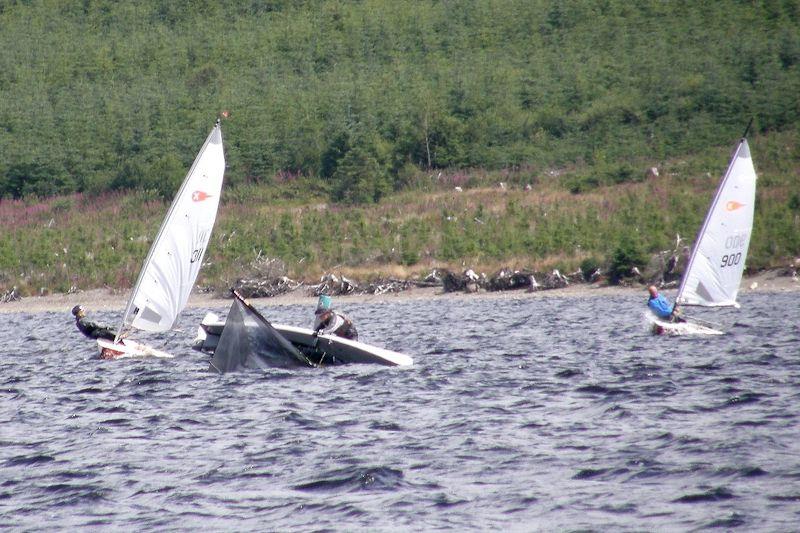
[{"left": 209, "top": 293, "right": 312, "bottom": 373}]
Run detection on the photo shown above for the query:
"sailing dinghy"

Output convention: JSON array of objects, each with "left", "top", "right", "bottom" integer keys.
[
  {"left": 195, "top": 291, "right": 413, "bottom": 371},
  {"left": 650, "top": 133, "right": 757, "bottom": 335},
  {"left": 98, "top": 120, "right": 225, "bottom": 358}
]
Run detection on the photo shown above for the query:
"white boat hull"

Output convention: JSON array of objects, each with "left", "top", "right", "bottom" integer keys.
[
  {"left": 647, "top": 315, "right": 724, "bottom": 336},
  {"left": 96, "top": 338, "right": 174, "bottom": 359},
  {"left": 275, "top": 324, "right": 413, "bottom": 367}
]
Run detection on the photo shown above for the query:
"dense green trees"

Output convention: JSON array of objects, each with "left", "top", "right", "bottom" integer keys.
[{"left": 1, "top": 0, "right": 798, "bottom": 202}]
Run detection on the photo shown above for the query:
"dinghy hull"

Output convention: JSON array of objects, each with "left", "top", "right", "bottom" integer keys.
[
  {"left": 648, "top": 315, "right": 724, "bottom": 336},
  {"left": 97, "top": 338, "right": 174, "bottom": 359}
]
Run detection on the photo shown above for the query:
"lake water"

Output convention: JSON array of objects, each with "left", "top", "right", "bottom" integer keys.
[{"left": 2, "top": 291, "right": 799, "bottom": 531}]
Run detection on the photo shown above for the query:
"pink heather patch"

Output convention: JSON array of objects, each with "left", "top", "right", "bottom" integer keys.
[
  {"left": 0, "top": 198, "right": 53, "bottom": 229},
  {"left": 438, "top": 172, "right": 470, "bottom": 188}
]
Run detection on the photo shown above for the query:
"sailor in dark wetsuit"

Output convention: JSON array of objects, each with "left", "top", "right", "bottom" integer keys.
[
  {"left": 72, "top": 305, "right": 117, "bottom": 341},
  {"left": 312, "top": 295, "right": 358, "bottom": 341}
]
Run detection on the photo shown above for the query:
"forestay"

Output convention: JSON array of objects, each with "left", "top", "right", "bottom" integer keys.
[
  {"left": 676, "top": 138, "right": 757, "bottom": 307},
  {"left": 118, "top": 121, "right": 225, "bottom": 337}
]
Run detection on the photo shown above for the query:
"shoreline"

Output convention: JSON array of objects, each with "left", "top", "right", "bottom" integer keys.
[{"left": 0, "top": 270, "right": 796, "bottom": 314}]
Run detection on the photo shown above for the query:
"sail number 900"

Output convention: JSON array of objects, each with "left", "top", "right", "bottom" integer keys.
[{"left": 720, "top": 252, "right": 742, "bottom": 268}]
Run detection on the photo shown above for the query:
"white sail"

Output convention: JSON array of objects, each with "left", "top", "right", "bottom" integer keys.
[
  {"left": 118, "top": 121, "right": 225, "bottom": 335},
  {"left": 676, "top": 138, "right": 756, "bottom": 307}
]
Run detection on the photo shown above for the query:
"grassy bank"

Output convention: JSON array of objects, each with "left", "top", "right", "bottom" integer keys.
[{"left": 2, "top": 129, "right": 798, "bottom": 297}]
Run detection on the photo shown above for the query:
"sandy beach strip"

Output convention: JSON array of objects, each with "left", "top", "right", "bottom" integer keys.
[{"left": 0, "top": 270, "right": 796, "bottom": 315}]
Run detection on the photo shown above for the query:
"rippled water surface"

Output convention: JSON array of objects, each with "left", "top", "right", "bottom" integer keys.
[{"left": 2, "top": 291, "right": 800, "bottom": 531}]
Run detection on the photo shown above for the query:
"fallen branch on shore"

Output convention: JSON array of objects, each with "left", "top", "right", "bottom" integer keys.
[
  {"left": 233, "top": 276, "right": 302, "bottom": 298},
  {"left": 0, "top": 286, "right": 20, "bottom": 303}
]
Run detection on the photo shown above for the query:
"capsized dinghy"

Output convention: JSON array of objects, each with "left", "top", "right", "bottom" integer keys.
[{"left": 200, "top": 291, "right": 413, "bottom": 372}]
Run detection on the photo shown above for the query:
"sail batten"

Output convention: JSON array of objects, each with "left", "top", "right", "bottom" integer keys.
[
  {"left": 676, "top": 138, "right": 757, "bottom": 308},
  {"left": 117, "top": 121, "right": 225, "bottom": 339}
]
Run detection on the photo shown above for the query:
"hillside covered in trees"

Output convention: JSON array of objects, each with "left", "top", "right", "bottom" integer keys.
[
  {"left": 1, "top": 0, "right": 798, "bottom": 200},
  {"left": 0, "top": 0, "right": 799, "bottom": 295}
]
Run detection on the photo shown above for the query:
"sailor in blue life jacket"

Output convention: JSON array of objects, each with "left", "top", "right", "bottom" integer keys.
[
  {"left": 647, "top": 285, "right": 684, "bottom": 322},
  {"left": 72, "top": 305, "right": 117, "bottom": 341},
  {"left": 313, "top": 295, "right": 359, "bottom": 341}
]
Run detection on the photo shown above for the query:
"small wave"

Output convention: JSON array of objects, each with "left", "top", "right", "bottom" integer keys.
[
  {"left": 555, "top": 368, "right": 582, "bottom": 378},
  {"left": 4, "top": 454, "right": 55, "bottom": 467},
  {"left": 238, "top": 469, "right": 275, "bottom": 480},
  {"left": 281, "top": 410, "right": 323, "bottom": 429},
  {"left": 176, "top": 417, "right": 204, "bottom": 426},
  {"left": 75, "top": 387, "right": 105, "bottom": 394},
  {"left": 723, "top": 392, "right": 764, "bottom": 408},
  {"left": 739, "top": 466, "right": 768, "bottom": 478},
  {"left": 600, "top": 502, "right": 637, "bottom": 514},
  {"left": 41, "top": 483, "right": 110, "bottom": 505},
  {"left": 132, "top": 485, "right": 179, "bottom": 497},
  {"left": 98, "top": 417, "right": 131, "bottom": 426},
  {"left": 56, "top": 470, "right": 99, "bottom": 480},
  {"left": 673, "top": 486, "right": 736, "bottom": 503},
  {"left": 131, "top": 376, "right": 172, "bottom": 387},
  {"left": 89, "top": 405, "right": 128, "bottom": 413},
  {"left": 294, "top": 500, "right": 368, "bottom": 519},
  {"left": 432, "top": 492, "right": 470, "bottom": 508},
  {"left": 732, "top": 419, "right": 769, "bottom": 427},
  {"left": 573, "top": 467, "right": 609, "bottom": 480},
  {"left": 624, "top": 461, "right": 667, "bottom": 481},
  {"left": 354, "top": 373, "right": 382, "bottom": 385},
  {"left": 604, "top": 405, "right": 632, "bottom": 418},
  {"left": 293, "top": 466, "right": 404, "bottom": 493},
  {"left": 368, "top": 421, "right": 402, "bottom": 431},
  {"left": 703, "top": 512, "right": 746, "bottom": 528},
  {"left": 767, "top": 494, "right": 800, "bottom": 502},
  {"left": 576, "top": 384, "right": 630, "bottom": 397},
  {"left": 0, "top": 388, "right": 23, "bottom": 400}
]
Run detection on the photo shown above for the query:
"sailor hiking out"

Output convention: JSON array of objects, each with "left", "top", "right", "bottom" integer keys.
[
  {"left": 72, "top": 305, "right": 117, "bottom": 341},
  {"left": 647, "top": 286, "right": 684, "bottom": 322}
]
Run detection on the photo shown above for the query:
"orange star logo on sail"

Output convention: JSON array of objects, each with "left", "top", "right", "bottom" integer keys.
[
  {"left": 726, "top": 201, "right": 745, "bottom": 211},
  {"left": 192, "top": 191, "right": 212, "bottom": 202}
]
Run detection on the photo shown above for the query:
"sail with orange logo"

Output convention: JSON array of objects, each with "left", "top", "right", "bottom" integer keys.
[
  {"left": 115, "top": 120, "right": 226, "bottom": 338},
  {"left": 676, "top": 137, "right": 757, "bottom": 307}
]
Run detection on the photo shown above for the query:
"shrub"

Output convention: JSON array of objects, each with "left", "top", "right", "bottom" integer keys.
[
  {"left": 580, "top": 257, "right": 601, "bottom": 281},
  {"left": 608, "top": 240, "right": 647, "bottom": 285},
  {"left": 331, "top": 145, "right": 390, "bottom": 204}
]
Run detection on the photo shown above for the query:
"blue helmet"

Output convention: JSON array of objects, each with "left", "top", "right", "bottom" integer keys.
[{"left": 315, "top": 295, "right": 332, "bottom": 314}]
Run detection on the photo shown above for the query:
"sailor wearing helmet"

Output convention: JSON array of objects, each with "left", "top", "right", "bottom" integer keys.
[{"left": 312, "top": 295, "right": 359, "bottom": 341}]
